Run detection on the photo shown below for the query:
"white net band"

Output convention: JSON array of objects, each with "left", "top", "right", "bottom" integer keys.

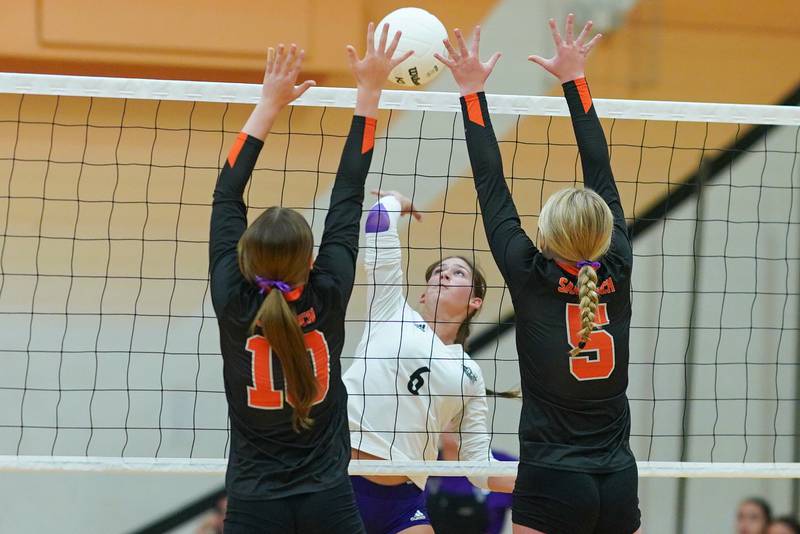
[
  {"left": 2, "top": 72, "right": 799, "bottom": 125},
  {"left": 1, "top": 456, "right": 799, "bottom": 479},
  {"left": 2, "top": 72, "right": 799, "bottom": 480}
]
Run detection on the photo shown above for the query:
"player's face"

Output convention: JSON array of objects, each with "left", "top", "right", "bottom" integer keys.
[
  {"left": 736, "top": 501, "right": 768, "bottom": 534},
  {"left": 420, "top": 257, "right": 482, "bottom": 321}
]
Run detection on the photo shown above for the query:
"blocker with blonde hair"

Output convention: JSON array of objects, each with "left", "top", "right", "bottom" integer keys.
[
  {"left": 538, "top": 187, "right": 613, "bottom": 356},
  {"left": 444, "top": 13, "right": 641, "bottom": 533}
]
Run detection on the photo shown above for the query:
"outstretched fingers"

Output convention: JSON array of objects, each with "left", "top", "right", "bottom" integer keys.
[
  {"left": 390, "top": 49, "right": 414, "bottom": 68},
  {"left": 366, "top": 21, "right": 375, "bottom": 54},
  {"left": 265, "top": 47, "right": 276, "bottom": 75},
  {"left": 471, "top": 25, "right": 481, "bottom": 56},
  {"left": 548, "top": 18, "right": 563, "bottom": 47},
  {"left": 377, "top": 23, "right": 389, "bottom": 53},
  {"left": 564, "top": 13, "right": 575, "bottom": 44},
  {"left": 486, "top": 51, "right": 501, "bottom": 72},
  {"left": 386, "top": 30, "right": 402, "bottom": 58},
  {"left": 273, "top": 44, "right": 287, "bottom": 74},
  {"left": 283, "top": 44, "right": 297, "bottom": 75},
  {"left": 345, "top": 45, "right": 359, "bottom": 69},
  {"left": 293, "top": 79, "right": 316, "bottom": 99},
  {"left": 289, "top": 48, "right": 305, "bottom": 78},
  {"left": 433, "top": 51, "right": 455, "bottom": 68},
  {"left": 582, "top": 33, "right": 602, "bottom": 56},
  {"left": 454, "top": 28, "right": 470, "bottom": 58},
  {"left": 442, "top": 38, "right": 459, "bottom": 62},
  {"left": 575, "top": 20, "right": 593, "bottom": 46}
]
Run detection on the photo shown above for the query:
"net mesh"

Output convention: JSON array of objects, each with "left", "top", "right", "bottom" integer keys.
[{"left": 1, "top": 74, "right": 799, "bottom": 474}]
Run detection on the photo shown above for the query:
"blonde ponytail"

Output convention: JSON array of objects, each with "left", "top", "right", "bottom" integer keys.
[
  {"left": 537, "top": 187, "right": 613, "bottom": 358},
  {"left": 571, "top": 264, "right": 600, "bottom": 357}
]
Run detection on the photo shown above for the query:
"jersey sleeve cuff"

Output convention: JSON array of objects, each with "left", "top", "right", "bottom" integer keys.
[
  {"left": 227, "top": 132, "right": 264, "bottom": 168},
  {"left": 562, "top": 77, "right": 593, "bottom": 114},
  {"left": 460, "top": 92, "right": 487, "bottom": 127},
  {"left": 365, "top": 196, "right": 402, "bottom": 233},
  {"left": 352, "top": 115, "right": 377, "bottom": 154}
]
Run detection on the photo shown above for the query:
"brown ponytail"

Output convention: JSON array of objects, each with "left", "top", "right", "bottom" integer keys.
[
  {"left": 238, "top": 206, "right": 315, "bottom": 432},
  {"left": 257, "top": 289, "right": 317, "bottom": 431}
]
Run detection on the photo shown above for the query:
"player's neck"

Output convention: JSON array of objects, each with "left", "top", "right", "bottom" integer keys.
[{"left": 419, "top": 307, "right": 460, "bottom": 345}]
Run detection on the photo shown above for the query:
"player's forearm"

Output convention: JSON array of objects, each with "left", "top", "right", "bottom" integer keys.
[
  {"left": 355, "top": 87, "right": 381, "bottom": 119},
  {"left": 562, "top": 78, "right": 614, "bottom": 187},
  {"left": 209, "top": 134, "right": 263, "bottom": 275},
  {"left": 487, "top": 475, "right": 515, "bottom": 493},
  {"left": 327, "top": 116, "right": 374, "bottom": 217},
  {"left": 241, "top": 101, "right": 281, "bottom": 142},
  {"left": 212, "top": 134, "right": 263, "bottom": 203},
  {"left": 563, "top": 77, "right": 625, "bottom": 222},
  {"left": 365, "top": 197, "right": 402, "bottom": 266},
  {"left": 317, "top": 116, "right": 375, "bottom": 270},
  {"left": 460, "top": 92, "right": 520, "bottom": 218},
  {"left": 460, "top": 92, "right": 526, "bottom": 262}
]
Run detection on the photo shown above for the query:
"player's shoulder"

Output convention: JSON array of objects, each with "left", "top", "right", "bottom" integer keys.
[
  {"left": 445, "top": 355, "right": 485, "bottom": 391},
  {"left": 308, "top": 267, "right": 345, "bottom": 310}
]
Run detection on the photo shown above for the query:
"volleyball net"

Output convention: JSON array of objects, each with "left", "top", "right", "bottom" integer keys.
[{"left": 1, "top": 73, "right": 799, "bottom": 478}]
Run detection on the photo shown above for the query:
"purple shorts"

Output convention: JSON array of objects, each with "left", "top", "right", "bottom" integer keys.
[{"left": 352, "top": 476, "right": 431, "bottom": 534}]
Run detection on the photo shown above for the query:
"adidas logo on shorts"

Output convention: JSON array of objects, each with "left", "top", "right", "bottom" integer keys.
[{"left": 410, "top": 510, "right": 426, "bottom": 522}]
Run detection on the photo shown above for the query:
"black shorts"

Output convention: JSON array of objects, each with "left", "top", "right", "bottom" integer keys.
[
  {"left": 512, "top": 463, "right": 641, "bottom": 534},
  {"left": 224, "top": 476, "right": 366, "bottom": 534}
]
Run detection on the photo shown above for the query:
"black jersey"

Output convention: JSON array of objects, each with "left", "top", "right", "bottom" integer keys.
[
  {"left": 460, "top": 80, "right": 635, "bottom": 473},
  {"left": 209, "top": 115, "right": 375, "bottom": 500}
]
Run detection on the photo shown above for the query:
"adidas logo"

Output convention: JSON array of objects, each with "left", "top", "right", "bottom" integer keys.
[
  {"left": 410, "top": 510, "right": 426, "bottom": 522},
  {"left": 414, "top": 322, "right": 426, "bottom": 332}
]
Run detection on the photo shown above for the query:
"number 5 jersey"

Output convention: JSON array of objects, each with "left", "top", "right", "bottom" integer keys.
[{"left": 460, "top": 80, "right": 635, "bottom": 474}]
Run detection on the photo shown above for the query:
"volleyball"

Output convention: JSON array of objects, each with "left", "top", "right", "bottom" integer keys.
[{"left": 377, "top": 7, "right": 448, "bottom": 87}]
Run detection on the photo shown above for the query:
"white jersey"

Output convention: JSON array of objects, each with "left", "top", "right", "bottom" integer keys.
[{"left": 344, "top": 196, "right": 493, "bottom": 489}]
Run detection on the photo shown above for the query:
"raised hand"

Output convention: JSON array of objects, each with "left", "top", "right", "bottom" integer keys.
[
  {"left": 372, "top": 189, "right": 422, "bottom": 221},
  {"left": 528, "top": 13, "right": 601, "bottom": 83},
  {"left": 434, "top": 26, "right": 501, "bottom": 96},
  {"left": 347, "top": 22, "right": 414, "bottom": 91},
  {"left": 260, "top": 44, "right": 316, "bottom": 110},
  {"left": 243, "top": 44, "right": 316, "bottom": 139}
]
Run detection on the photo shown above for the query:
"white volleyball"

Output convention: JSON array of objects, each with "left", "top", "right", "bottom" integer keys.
[{"left": 377, "top": 7, "right": 448, "bottom": 87}]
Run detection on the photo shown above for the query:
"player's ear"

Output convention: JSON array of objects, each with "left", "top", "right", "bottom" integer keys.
[
  {"left": 419, "top": 291, "right": 426, "bottom": 305},
  {"left": 469, "top": 296, "right": 482, "bottom": 313}
]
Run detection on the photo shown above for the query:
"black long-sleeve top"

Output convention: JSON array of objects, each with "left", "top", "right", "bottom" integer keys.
[
  {"left": 209, "top": 115, "right": 375, "bottom": 499},
  {"left": 460, "top": 79, "right": 635, "bottom": 473}
]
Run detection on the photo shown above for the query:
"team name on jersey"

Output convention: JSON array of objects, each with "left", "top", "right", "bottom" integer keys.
[
  {"left": 254, "top": 307, "right": 316, "bottom": 329},
  {"left": 462, "top": 365, "right": 478, "bottom": 384},
  {"left": 557, "top": 276, "right": 616, "bottom": 296},
  {"left": 297, "top": 308, "right": 316, "bottom": 327}
]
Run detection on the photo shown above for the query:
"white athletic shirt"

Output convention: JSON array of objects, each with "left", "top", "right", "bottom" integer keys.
[{"left": 343, "top": 196, "right": 493, "bottom": 490}]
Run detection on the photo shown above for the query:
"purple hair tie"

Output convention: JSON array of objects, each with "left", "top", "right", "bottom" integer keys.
[
  {"left": 254, "top": 276, "right": 292, "bottom": 295},
  {"left": 576, "top": 260, "right": 601, "bottom": 270}
]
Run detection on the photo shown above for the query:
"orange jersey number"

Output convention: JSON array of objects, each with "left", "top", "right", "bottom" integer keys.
[
  {"left": 245, "top": 331, "right": 331, "bottom": 409},
  {"left": 566, "top": 303, "right": 615, "bottom": 381}
]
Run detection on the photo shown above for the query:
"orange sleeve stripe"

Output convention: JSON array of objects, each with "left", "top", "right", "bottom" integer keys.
[
  {"left": 362, "top": 117, "right": 377, "bottom": 154},
  {"left": 227, "top": 132, "right": 248, "bottom": 168},
  {"left": 464, "top": 93, "right": 485, "bottom": 127},
  {"left": 574, "top": 77, "right": 592, "bottom": 114}
]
